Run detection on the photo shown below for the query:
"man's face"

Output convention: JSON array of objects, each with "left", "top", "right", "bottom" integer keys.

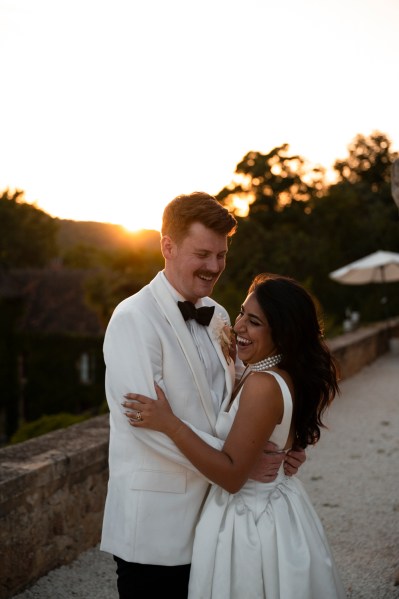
[{"left": 163, "top": 222, "right": 228, "bottom": 303}]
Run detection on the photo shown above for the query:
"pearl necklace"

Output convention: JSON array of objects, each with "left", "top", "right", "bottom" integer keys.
[{"left": 248, "top": 354, "right": 283, "bottom": 371}]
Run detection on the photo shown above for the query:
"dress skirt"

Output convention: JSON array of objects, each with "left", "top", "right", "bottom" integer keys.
[{"left": 188, "top": 474, "right": 346, "bottom": 599}]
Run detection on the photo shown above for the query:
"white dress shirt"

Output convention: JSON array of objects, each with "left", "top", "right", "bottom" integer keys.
[{"left": 162, "top": 272, "right": 226, "bottom": 414}]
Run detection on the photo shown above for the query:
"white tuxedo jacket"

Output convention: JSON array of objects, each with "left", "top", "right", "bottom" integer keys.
[{"left": 100, "top": 271, "right": 235, "bottom": 565}]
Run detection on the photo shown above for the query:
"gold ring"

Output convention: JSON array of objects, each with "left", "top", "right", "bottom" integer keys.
[{"left": 135, "top": 411, "right": 142, "bottom": 422}]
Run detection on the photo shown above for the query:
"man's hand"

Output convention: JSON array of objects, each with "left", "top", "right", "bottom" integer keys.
[
  {"left": 249, "top": 442, "right": 307, "bottom": 482},
  {"left": 249, "top": 441, "right": 285, "bottom": 482},
  {"left": 284, "top": 446, "right": 306, "bottom": 476}
]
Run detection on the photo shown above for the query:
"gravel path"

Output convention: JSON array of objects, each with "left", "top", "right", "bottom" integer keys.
[{"left": 12, "top": 352, "right": 399, "bottom": 599}]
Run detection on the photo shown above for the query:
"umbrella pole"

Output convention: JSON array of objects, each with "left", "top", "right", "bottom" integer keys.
[{"left": 379, "top": 266, "right": 391, "bottom": 339}]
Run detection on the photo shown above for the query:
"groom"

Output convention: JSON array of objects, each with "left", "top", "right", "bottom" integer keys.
[{"left": 100, "top": 192, "right": 305, "bottom": 598}]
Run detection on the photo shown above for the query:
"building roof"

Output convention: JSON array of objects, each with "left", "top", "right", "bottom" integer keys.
[{"left": 0, "top": 268, "right": 105, "bottom": 337}]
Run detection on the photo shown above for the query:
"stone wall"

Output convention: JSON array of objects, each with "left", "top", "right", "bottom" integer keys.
[
  {"left": 328, "top": 319, "right": 399, "bottom": 379},
  {"left": 0, "top": 319, "right": 398, "bottom": 599},
  {"left": 0, "top": 416, "right": 109, "bottom": 599}
]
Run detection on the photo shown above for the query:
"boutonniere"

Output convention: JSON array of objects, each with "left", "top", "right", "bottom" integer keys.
[{"left": 213, "top": 313, "right": 234, "bottom": 364}]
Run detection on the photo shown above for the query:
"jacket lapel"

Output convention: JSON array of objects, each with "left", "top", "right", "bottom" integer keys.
[
  {"left": 208, "top": 313, "right": 235, "bottom": 411},
  {"left": 149, "top": 273, "right": 218, "bottom": 430}
]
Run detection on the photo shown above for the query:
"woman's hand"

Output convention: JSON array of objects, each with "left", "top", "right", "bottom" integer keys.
[{"left": 122, "top": 383, "right": 181, "bottom": 436}]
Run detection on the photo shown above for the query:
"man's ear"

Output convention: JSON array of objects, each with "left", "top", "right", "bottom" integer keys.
[{"left": 161, "top": 235, "right": 175, "bottom": 259}]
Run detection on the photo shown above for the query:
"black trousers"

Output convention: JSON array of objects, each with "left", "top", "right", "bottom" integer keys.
[{"left": 113, "top": 556, "right": 191, "bottom": 599}]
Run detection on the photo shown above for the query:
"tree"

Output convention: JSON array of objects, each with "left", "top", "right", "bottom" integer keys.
[
  {"left": 85, "top": 247, "right": 163, "bottom": 326},
  {"left": 217, "top": 144, "right": 324, "bottom": 220},
  {"left": 333, "top": 131, "right": 398, "bottom": 191},
  {"left": 216, "top": 133, "right": 399, "bottom": 333},
  {"left": 0, "top": 189, "right": 58, "bottom": 268},
  {"left": 315, "top": 131, "right": 399, "bottom": 322},
  {"left": 326, "top": 131, "right": 399, "bottom": 254}
]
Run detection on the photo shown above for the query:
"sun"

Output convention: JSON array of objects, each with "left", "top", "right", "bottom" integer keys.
[
  {"left": 123, "top": 214, "right": 162, "bottom": 233},
  {"left": 120, "top": 200, "right": 164, "bottom": 233}
]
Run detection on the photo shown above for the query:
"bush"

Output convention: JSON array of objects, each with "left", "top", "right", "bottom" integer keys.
[{"left": 9, "top": 412, "right": 90, "bottom": 444}]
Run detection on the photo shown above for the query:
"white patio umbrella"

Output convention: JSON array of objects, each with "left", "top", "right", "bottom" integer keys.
[
  {"left": 329, "top": 250, "right": 399, "bottom": 332},
  {"left": 329, "top": 250, "right": 399, "bottom": 285}
]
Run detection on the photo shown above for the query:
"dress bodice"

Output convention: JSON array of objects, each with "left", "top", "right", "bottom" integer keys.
[{"left": 216, "top": 369, "right": 293, "bottom": 450}]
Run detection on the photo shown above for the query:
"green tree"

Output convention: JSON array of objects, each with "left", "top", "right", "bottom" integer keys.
[
  {"left": 9, "top": 412, "right": 89, "bottom": 444},
  {"left": 315, "top": 131, "right": 399, "bottom": 322},
  {"left": 328, "top": 131, "right": 399, "bottom": 252},
  {"left": 217, "top": 144, "right": 324, "bottom": 219},
  {"left": 62, "top": 243, "right": 108, "bottom": 269},
  {"left": 0, "top": 189, "right": 59, "bottom": 268},
  {"left": 217, "top": 132, "right": 399, "bottom": 333},
  {"left": 333, "top": 131, "right": 397, "bottom": 190},
  {"left": 85, "top": 248, "right": 163, "bottom": 326}
]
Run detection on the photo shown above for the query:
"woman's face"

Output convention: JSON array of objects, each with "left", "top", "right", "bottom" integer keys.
[{"left": 233, "top": 292, "right": 277, "bottom": 364}]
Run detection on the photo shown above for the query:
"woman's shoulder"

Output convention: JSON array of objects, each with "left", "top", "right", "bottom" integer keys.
[
  {"left": 243, "top": 369, "right": 294, "bottom": 401},
  {"left": 241, "top": 369, "right": 284, "bottom": 398},
  {"left": 238, "top": 370, "right": 285, "bottom": 423}
]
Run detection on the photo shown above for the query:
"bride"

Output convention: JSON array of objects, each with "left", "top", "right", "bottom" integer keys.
[{"left": 124, "top": 273, "right": 346, "bottom": 599}]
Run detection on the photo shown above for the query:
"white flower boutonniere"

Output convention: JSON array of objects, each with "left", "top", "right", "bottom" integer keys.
[{"left": 213, "top": 313, "right": 234, "bottom": 364}]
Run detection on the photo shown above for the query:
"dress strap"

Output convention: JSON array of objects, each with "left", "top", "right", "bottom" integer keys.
[{"left": 263, "top": 371, "right": 293, "bottom": 449}]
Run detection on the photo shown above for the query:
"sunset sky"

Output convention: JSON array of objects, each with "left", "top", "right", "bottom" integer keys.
[{"left": 1, "top": 0, "right": 398, "bottom": 232}]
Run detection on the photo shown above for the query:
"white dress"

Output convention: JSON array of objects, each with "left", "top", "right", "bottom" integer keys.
[{"left": 188, "top": 370, "right": 346, "bottom": 599}]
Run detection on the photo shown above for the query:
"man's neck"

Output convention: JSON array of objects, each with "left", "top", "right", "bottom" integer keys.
[{"left": 162, "top": 271, "right": 200, "bottom": 303}]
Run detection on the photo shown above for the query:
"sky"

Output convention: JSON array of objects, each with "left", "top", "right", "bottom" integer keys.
[{"left": 1, "top": 0, "right": 399, "bottom": 232}]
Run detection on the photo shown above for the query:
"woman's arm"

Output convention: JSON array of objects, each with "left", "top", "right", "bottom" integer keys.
[{"left": 125, "top": 373, "right": 284, "bottom": 494}]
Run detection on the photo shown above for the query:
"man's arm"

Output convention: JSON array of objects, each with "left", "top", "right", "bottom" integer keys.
[
  {"left": 249, "top": 442, "right": 307, "bottom": 482},
  {"left": 104, "top": 306, "right": 224, "bottom": 475}
]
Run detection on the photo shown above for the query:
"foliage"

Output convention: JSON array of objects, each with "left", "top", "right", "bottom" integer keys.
[
  {"left": 62, "top": 243, "right": 108, "bottom": 268},
  {"left": 20, "top": 334, "right": 106, "bottom": 420},
  {"left": 9, "top": 412, "right": 90, "bottom": 444},
  {"left": 57, "top": 219, "right": 160, "bottom": 255},
  {"left": 85, "top": 248, "right": 163, "bottom": 326},
  {"left": 0, "top": 189, "right": 59, "bottom": 268},
  {"left": 217, "top": 131, "right": 399, "bottom": 333},
  {"left": 0, "top": 297, "right": 24, "bottom": 439},
  {"left": 333, "top": 131, "right": 397, "bottom": 189},
  {"left": 217, "top": 144, "right": 324, "bottom": 218}
]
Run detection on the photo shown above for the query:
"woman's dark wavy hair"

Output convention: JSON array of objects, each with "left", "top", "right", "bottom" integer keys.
[{"left": 249, "top": 273, "right": 340, "bottom": 449}]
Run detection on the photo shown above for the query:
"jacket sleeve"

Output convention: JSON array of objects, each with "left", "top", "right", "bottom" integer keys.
[{"left": 104, "top": 303, "right": 223, "bottom": 476}]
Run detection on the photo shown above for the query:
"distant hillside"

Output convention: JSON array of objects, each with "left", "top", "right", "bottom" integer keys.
[{"left": 56, "top": 219, "right": 160, "bottom": 253}]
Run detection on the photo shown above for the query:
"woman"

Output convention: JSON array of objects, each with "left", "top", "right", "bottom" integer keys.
[{"left": 123, "top": 273, "right": 346, "bottom": 598}]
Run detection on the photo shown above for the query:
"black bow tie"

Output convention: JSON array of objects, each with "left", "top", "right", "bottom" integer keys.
[{"left": 177, "top": 301, "right": 215, "bottom": 326}]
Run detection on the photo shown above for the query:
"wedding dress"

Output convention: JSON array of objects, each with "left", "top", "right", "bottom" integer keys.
[{"left": 188, "top": 370, "right": 346, "bottom": 599}]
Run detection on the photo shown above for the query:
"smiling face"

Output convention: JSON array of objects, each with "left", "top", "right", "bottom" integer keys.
[
  {"left": 162, "top": 222, "right": 228, "bottom": 303},
  {"left": 233, "top": 292, "right": 277, "bottom": 364}
]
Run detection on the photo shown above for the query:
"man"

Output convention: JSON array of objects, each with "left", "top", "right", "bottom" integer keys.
[{"left": 101, "top": 192, "right": 305, "bottom": 598}]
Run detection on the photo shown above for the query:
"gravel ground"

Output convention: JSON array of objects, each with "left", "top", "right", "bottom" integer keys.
[{"left": 12, "top": 351, "right": 399, "bottom": 599}]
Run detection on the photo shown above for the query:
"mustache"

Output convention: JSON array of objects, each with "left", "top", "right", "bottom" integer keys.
[{"left": 196, "top": 270, "right": 220, "bottom": 278}]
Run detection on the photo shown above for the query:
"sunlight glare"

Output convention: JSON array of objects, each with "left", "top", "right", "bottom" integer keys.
[
  {"left": 122, "top": 209, "right": 162, "bottom": 233},
  {"left": 230, "top": 196, "right": 248, "bottom": 218}
]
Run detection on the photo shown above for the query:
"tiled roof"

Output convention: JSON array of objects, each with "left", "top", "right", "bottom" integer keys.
[{"left": 0, "top": 268, "right": 105, "bottom": 336}]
